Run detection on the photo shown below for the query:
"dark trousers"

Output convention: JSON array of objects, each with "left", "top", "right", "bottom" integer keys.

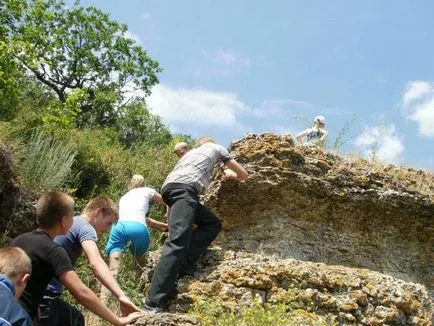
[
  {"left": 37, "top": 291, "right": 84, "bottom": 326},
  {"left": 146, "top": 184, "right": 222, "bottom": 308}
]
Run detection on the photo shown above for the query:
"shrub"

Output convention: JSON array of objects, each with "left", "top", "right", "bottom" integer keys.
[{"left": 17, "top": 130, "right": 77, "bottom": 193}]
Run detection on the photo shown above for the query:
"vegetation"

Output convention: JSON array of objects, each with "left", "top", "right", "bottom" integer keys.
[
  {"left": 192, "top": 300, "right": 338, "bottom": 326},
  {"left": 0, "top": 0, "right": 185, "bottom": 318}
]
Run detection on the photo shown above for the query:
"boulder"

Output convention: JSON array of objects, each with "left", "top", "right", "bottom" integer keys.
[{"left": 139, "top": 133, "right": 433, "bottom": 325}]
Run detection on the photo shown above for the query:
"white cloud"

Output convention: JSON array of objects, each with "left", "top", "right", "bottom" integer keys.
[
  {"left": 402, "top": 80, "right": 434, "bottom": 137},
  {"left": 251, "top": 99, "right": 348, "bottom": 120},
  {"left": 147, "top": 84, "right": 248, "bottom": 127},
  {"left": 354, "top": 124, "right": 404, "bottom": 163}
]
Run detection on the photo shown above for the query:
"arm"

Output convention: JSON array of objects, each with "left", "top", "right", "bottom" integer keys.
[
  {"left": 59, "top": 270, "right": 143, "bottom": 325},
  {"left": 149, "top": 192, "right": 170, "bottom": 229},
  {"left": 296, "top": 129, "right": 309, "bottom": 143},
  {"left": 152, "top": 192, "right": 165, "bottom": 205},
  {"left": 223, "top": 159, "right": 249, "bottom": 181},
  {"left": 319, "top": 130, "right": 328, "bottom": 143},
  {"left": 81, "top": 240, "right": 140, "bottom": 314},
  {"left": 145, "top": 217, "right": 168, "bottom": 230}
]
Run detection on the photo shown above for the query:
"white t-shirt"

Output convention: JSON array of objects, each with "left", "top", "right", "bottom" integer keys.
[{"left": 118, "top": 187, "right": 156, "bottom": 225}]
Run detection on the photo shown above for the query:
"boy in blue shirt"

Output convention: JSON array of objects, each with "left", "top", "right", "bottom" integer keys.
[
  {"left": 0, "top": 247, "right": 33, "bottom": 325},
  {"left": 40, "top": 196, "right": 140, "bottom": 325}
]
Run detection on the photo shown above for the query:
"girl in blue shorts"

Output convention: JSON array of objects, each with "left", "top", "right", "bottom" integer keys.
[{"left": 105, "top": 175, "right": 168, "bottom": 275}]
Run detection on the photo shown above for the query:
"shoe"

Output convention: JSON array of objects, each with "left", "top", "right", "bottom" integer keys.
[{"left": 141, "top": 302, "right": 165, "bottom": 314}]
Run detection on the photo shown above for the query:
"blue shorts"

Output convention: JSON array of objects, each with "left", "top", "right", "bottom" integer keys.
[{"left": 105, "top": 221, "right": 150, "bottom": 256}]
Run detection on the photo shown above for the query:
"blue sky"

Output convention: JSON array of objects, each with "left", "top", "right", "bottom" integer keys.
[{"left": 82, "top": 0, "right": 433, "bottom": 170}]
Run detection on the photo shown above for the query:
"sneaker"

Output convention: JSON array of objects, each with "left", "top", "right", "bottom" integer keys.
[{"left": 141, "top": 302, "right": 165, "bottom": 314}]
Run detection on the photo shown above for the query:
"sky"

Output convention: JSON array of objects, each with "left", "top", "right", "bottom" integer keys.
[{"left": 82, "top": 0, "right": 434, "bottom": 170}]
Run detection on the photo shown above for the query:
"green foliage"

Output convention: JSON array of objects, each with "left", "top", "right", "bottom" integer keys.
[
  {"left": 3, "top": 0, "right": 162, "bottom": 127},
  {"left": 61, "top": 127, "right": 178, "bottom": 199},
  {"left": 192, "top": 300, "right": 338, "bottom": 326},
  {"left": 17, "top": 130, "right": 77, "bottom": 193},
  {"left": 0, "top": 75, "right": 56, "bottom": 122},
  {"left": 117, "top": 100, "right": 172, "bottom": 148},
  {"left": 41, "top": 88, "right": 86, "bottom": 132}
]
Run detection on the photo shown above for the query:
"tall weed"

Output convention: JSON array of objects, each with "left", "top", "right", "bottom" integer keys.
[{"left": 17, "top": 130, "right": 77, "bottom": 193}]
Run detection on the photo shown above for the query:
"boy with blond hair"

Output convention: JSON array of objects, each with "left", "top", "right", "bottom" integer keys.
[
  {"left": 40, "top": 196, "right": 141, "bottom": 325},
  {"left": 0, "top": 247, "right": 33, "bottom": 325}
]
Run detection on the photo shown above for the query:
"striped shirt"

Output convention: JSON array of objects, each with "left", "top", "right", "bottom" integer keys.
[{"left": 162, "top": 142, "right": 232, "bottom": 193}]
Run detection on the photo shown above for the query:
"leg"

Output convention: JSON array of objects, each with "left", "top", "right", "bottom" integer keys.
[
  {"left": 55, "top": 298, "right": 85, "bottom": 326},
  {"left": 182, "top": 203, "right": 222, "bottom": 271},
  {"left": 109, "top": 251, "right": 123, "bottom": 277},
  {"left": 102, "top": 224, "right": 126, "bottom": 303},
  {"left": 126, "top": 222, "right": 150, "bottom": 274},
  {"left": 37, "top": 291, "right": 59, "bottom": 325},
  {"left": 145, "top": 188, "right": 197, "bottom": 308},
  {"left": 37, "top": 295, "right": 84, "bottom": 326}
]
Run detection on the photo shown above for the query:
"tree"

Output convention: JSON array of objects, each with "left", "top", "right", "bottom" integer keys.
[
  {"left": 4, "top": 0, "right": 162, "bottom": 124},
  {"left": 118, "top": 100, "right": 172, "bottom": 148},
  {"left": 0, "top": 0, "right": 28, "bottom": 113}
]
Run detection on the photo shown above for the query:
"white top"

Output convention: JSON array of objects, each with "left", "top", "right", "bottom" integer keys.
[{"left": 118, "top": 187, "right": 156, "bottom": 225}]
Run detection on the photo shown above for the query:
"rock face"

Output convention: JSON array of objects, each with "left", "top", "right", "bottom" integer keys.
[
  {"left": 205, "top": 134, "right": 433, "bottom": 294},
  {"left": 0, "top": 140, "right": 36, "bottom": 242},
  {"left": 137, "top": 133, "right": 433, "bottom": 325}
]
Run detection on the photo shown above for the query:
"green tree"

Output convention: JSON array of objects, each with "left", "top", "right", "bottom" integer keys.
[
  {"left": 0, "top": 0, "right": 27, "bottom": 116},
  {"left": 118, "top": 100, "right": 172, "bottom": 148},
  {"left": 0, "top": 75, "right": 55, "bottom": 121},
  {"left": 4, "top": 0, "right": 162, "bottom": 125}
]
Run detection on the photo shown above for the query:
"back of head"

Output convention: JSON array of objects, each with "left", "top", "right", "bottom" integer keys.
[
  {"left": 173, "top": 142, "right": 188, "bottom": 152},
  {"left": 129, "top": 174, "right": 145, "bottom": 190},
  {"left": 36, "top": 191, "right": 74, "bottom": 228},
  {"left": 0, "top": 247, "right": 31, "bottom": 279},
  {"left": 196, "top": 136, "right": 216, "bottom": 147},
  {"left": 83, "top": 196, "right": 119, "bottom": 222}
]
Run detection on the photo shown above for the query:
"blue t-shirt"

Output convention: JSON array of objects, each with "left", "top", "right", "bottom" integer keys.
[
  {"left": 0, "top": 275, "right": 33, "bottom": 325},
  {"left": 46, "top": 216, "right": 97, "bottom": 293}
]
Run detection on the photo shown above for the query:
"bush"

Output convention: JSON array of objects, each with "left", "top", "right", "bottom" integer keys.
[{"left": 17, "top": 130, "right": 77, "bottom": 193}]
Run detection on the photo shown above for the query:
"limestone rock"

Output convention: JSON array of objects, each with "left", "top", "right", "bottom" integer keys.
[
  {"left": 136, "top": 313, "right": 199, "bottom": 326},
  {"left": 139, "top": 133, "right": 433, "bottom": 325},
  {"left": 204, "top": 133, "right": 433, "bottom": 294}
]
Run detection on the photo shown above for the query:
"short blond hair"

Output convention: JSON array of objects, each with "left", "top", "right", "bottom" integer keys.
[
  {"left": 196, "top": 136, "right": 215, "bottom": 147},
  {"left": 0, "top": 247, "right": 31, "bottom": 279},
  {"left": 36, "top": 191, "right": 75, "bottom": 228},
  {"left": 128, "top": 174, "right": 145, "bottom": 190},
  {"left": 82, "top": 196, "right": 118, "bottom": 222}
]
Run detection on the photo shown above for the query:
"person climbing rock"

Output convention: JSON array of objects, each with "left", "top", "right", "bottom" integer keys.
[{"left": 142, "top": 136, "right": 248, "bottom": 313}]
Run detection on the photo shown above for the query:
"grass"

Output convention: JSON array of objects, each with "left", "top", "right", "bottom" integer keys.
[
  {"left": 191, "top": 299, "right": 339, "bottom": 326},
  {"left": 17, "top": 130, "right": 77, "bottom": 193}
]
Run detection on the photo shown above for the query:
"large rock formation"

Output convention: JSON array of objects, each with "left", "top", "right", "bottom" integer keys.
[{"left": 137, "top": 134, "right": 433, "bottom": 325}]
